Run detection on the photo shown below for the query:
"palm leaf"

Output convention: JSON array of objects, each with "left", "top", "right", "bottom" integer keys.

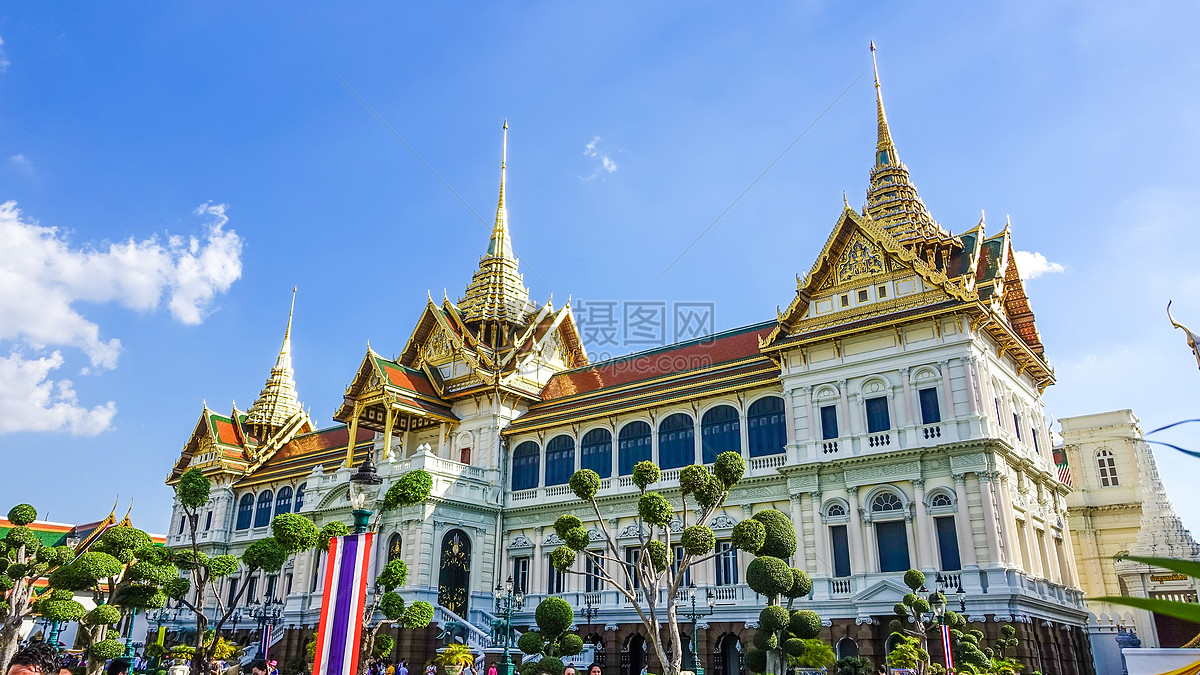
[
  {"left": 1113, "top": 555, "right": 1200, "bottom": 580},
  {"left": 1093, "top": 596, "right": 1200, "bottom": 625}
]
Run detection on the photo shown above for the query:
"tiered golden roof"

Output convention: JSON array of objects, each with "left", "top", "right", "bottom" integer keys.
[
  {"left": 245, "top": 289, "right": 305, "bottom": 439},
  {"left": 458, "top": 121, "right": 535, "bottom": 330}
]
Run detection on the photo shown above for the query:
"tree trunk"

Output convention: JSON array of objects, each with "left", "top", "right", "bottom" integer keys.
[
  {"left": 1, "top": 617, "right": 24, "bottom": 671},
  {"left": 766, "top": 649, "right": 786, "bottom": 675}
]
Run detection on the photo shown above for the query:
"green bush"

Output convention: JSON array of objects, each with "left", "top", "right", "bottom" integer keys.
[
  {"left": 554, "top": 515, "right": 583, "bottom": 539},
  {"left": 172, "top": 550, "right": 209, "bottom": 571},
  {"left": 693, "top": 476, "right": 723, "bottom": 509},
  {"left": 752, "top": 630, "right": 777, "bottom": 651},
  {"left": 178, "top": 469, "right": 212, "bottom": 510},
  {"left": 208, "top": 554, "right": 239, "bottom": 577},
  {"left": 380, "top": 592, "right": 406, "bottom": 620},
  {"left": 681, "top": 525, "right": 715, "bottom": 555},
  {"left": 518, "top": 631, "right": 544, "bottom": 655},
  {"left": 679, "top": 465, "right": 709, "bottom": 495},
  {"left": 243, "top": 538, "right": 286, "bottom": 572},
  {"left": 373, "top": 634, "right": 395, "bottom": 658},
  {"left": 570, "top": 469, "right": 602, "bottom": 500},
  {"left": 789, "top": 610, "right": 821, "bottom": 639},
  {"left": 836, "top": 656, "right": 874, "bottom": 675},
  {"left": 910, "top": 598, "right": 930, "bottom": 614},
  {"left": 538, "top": 658, "right": 564, "bottom": 675},
  {"left": 902, "top": 593, "right": 918, "bottom": 605},
  {"left": 272, "top": 513, "right": 318, "bottom": 553},
  {"left": 746, "top": 556, "right": 792, "bottom": 598},
  {"left": 535, "top": 597, "right": 574, "bottom": 638},
  {"left": 128, "top": 560, "right": 175, "bottom": 585},
  {"left": 927, "top": 591, "right": 945, "bottom": 607},
  {"left": 760, "top": 605, "right": 789, "bottom": 632},
  {"left": 783, "top": 638, "right": 806, "bottom": 657},
  {"left": 751, "top": 509, "right": 796, "bottom": 559},
  {"left": 517, "top": 661, "right": 541, "bottom": 675},
  {"left": 646, "top": 540, "right": 670, "bottom": 572},
  {"left": 744, "top": 648, "right": 767, "bottom": 674},
  {"left": 96, "top": 526, "right": 153, "bottom": 563},
  {"left": 401, "top": 600, "right": 434, "bottom": 629},
  {"left": 382, "top": 470, "right": 433, "bottom": 510},
  {"left": 785, "top": 568, "right": 812, "bottom": 599},
  {"left": 41, "top": 599, "right": 86, "bottom": 622},
  {"left": 903, "top": 569, "right": 925, "bottom": 591},
  {"left": 893, "top": 602, "right": 909, "bottom": 617},
  {"left": 51, "top": 551, "right": 123, "bottom": 590},
  {"left": 637, "top": 492, "right": 673, "bottom": 526},
  {"left": 560, "top": 634, "right": 584, "bottom": 657},
  {"left": 6, "top": 563, "right": 27, "bottom": 579},
  {"left": 5, "top": 526, "right": 40, "bottom": 552},
  {"left": 549, "top": 546, "right": 575, "bottom": 572},
  {"left": 632, "top": 461, "right": 660, "bottom": 488},
  {"left": 378, "top": 559, "right": 409, "bottom": 590},
  {"left": 713, "top": 452, "right": 746, "bottom": 487},
  {"left": 564, "top": 527, "right": 590, "bottom": 551},
  {"left": 37, "top": 545, "right": 71, "bottom": 567},
  {"left": 317, "top": 521, "right": 350, "bottom": 550},
  {"left": 90, "top": 639, "right": 125, "bottom": 661},
  {"left": 731, "top": 519, "right": 765, "bottom": 553},
  {"left": 793, "top": 640, "right": 836, "bottom": 669},
  {"left": 7, "top": 504, "right": 37, "bottom": 527}
]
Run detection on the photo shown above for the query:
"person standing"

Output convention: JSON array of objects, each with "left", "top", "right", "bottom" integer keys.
[{"left": 486, "top": 664, "right": 497, "bottom": 675}]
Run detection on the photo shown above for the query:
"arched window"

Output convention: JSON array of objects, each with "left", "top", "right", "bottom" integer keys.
[
  {"left": 581, "top": 428, "right": 613, "bottom": 478},
  {"left": 387, "top": 533, "right": 402, "bottom": 564},
  {"left": 658, "top": 414, "right": 696, "bottom": 470},
  {"left": 618, "top": 422, "right": 652, "bottom": 476},
  {"left": 871, "top": 492, "right": 904, "bottom": 513},
  {"left": 294, "top": 482, "right": 306, "bottom": 512},
  {"left": 701, "top": 405, "right": 740, "bottom": 464},
  {"left": 747, "top": 397, "right": 786, "bottom": 457},
  {"left": 545, "top": 435, "right": 575, "bottom": 486},
  {"left": 236, "top": 494, "right": 254, "bottom": 530},
  {"left": 930, "top": 492, "right": 953, "bottom": 509},
  {"left": 275, "top": 486, "right": 293, "bottom": 516},
  {"left": 1097, "top": 449, "right": 1119, "bottom": 487},
  {"left": 826, "top": 503, "right": 847, "bottom": 518},
  {"left": 512, "top": 441, "right": 540, "bottom": 491},
  {"left": 254, "top": 490, "right": 274, "bottom": 528},
  {"left": 836, "top": 637, "right": 860, "bottom": 660}
]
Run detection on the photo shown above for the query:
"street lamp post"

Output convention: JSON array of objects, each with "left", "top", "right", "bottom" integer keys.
[
  {"left": 677, "top": 582, "right": 715, "bottom": 675},
  {"left": 146, "top": 608, "right": 179, "bottom": 671},
  {"left": 494, "top": 576, "right": 524, "bottom": 675},
  {"left": 249, "top": 599, "right": 284, "bottom": 660},
  {"left": 123, "top": 607, "right": 141, "bottom": 659},
  {"left": 925, "top": 573, "right": 966, "bottom": 673},
  {"left": 349, "top": 456, "right": 384, "bottom": 534}
]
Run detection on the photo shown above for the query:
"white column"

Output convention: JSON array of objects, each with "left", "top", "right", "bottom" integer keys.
[
  {"left": 838, "top": 380, "right": 852, "bottom": 436},
  {"left": 953, "top": 474, "right": 978, "bottom": 567},
  {"left": 802, "top": 387, "right": 816, "bottom": 446},
  {"left": 789, "top": 494, "right": 807, "bottom": 572},
  {"left": 738, "top": 406, "right": 750, "bottom": 459},
  {"left": 1043, "top": 527, "right": 1062, "bottom": 583},
  {"left": 977, "top": 472, "right": 1003, "bottom": 567},
  {"left": 912, "top": 479, "right": 934, "bottom": 570},
  {"left": 532, "top": 526, "right": 544, "bottom": 594},
  {"left": 811, "top": 492, "right": 829, "bottom": 577},
  {"left": 610, "top": 422, "right": 619, "bottom": 478},
  {"left": 964, "top": 357, "right": 981, "bottom": 416},
  {"left": 847, "top": 487, "right": 867, "bottom": 574},
  {"left": 939, "top": 360, "right": 954, "bottom": 419},
  {"left": 900, "top": 368, "right": 915, "bottom": 428},
  {"left": 997, "top": 473, "right": 1020, "bottom": 566},
  {"left": 904, "top": 514, "right": 918, "bottom": 570},
  {"left": 650, "top": 414, "right": 660, "bottom": 466}
]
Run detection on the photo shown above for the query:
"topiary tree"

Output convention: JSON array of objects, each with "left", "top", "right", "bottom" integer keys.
[
  {"left": 885, "top": 634, "right": 929, "bottom": 671},
  {"left": 556, "top": 453, "right": 819, "bottom": 675},
  {"left": 887, "top": 568, "right": 943, "bottom": 675},
  {"left": 0, "top": 504, "right": 75, "bottom": 668},
  {"left": 835, "top": 656, "right": 873, "bottom": 675},
  {"left": 517, "top": 597, "right": 583, "bottom": 673},
  {"left": 741, "top": 510, "right": 820, "bottom": 675},
  {"left": 355, "top": 468, "right": 436, "bottom": 675},
  {"left": 948, "top": 621, "right": 1023, "bottom": 675}
]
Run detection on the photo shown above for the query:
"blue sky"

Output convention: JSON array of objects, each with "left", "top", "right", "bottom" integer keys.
[{"left": 1, "top": 2, "right": 1199, "bottom": 534}]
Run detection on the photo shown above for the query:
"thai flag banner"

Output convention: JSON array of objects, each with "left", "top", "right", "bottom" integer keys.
[
  {"left": 941, "top": 624, "right": 954, "bottom": 671},
  {"left": 312, "top": 532, "right": 374, "bottom": 675}
]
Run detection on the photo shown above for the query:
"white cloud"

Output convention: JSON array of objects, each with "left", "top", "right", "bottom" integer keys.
[
  {"left": 1013, "top": 250, "right": 1065, "bottom": 279},
  {"left": 0, "top": 350, "right": 116, "bottom": 435},
  {"left": 8, "top": 154, "right": 32, "bottom": 174},
  {"left": 580, "top": 136, "right": 619, "bottom": 181},
  {"left": 0, "top": 35, "right": 9, "bottom": 72},
  {"left": 0, "top": 201, "right": 243, "bottom": 435}
]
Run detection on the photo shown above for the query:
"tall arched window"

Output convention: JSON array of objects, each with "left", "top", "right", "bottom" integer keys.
[
  {"left": 275, "top": 486, "right": 293, "bottom": 516},
  {"left": 747, "top": 396, "right": 786, "bottom": 457},
  {"left": 1097, "top": 449, "right": 1119, "bottom": 487},
  {"left": 618, "top": 422, "right": 652, "bottom": 476},
  {"left": 387, "top": 533, "right": 402, "bottom": 564},
  {"left": 294, "top": 482, "right": 306, "bottom": 512},
  {"left": 658, "top": 414, "right": 696, "bottom": 470},
  {"left": 254, "top": 490, "right": 274, "bottom": 528},
  {"left": 545, "top": 435, "right": 575, "bottom": 486},
  {"left": 701, "top": 405, "right": 740, "bottom": 464},
  {"left": 872, "top": 491, "right": 909, "bottom": 572},
  {"left": 235, "top": 494, "right": 254, "bottom": 530},
  {"left": 581, "top": 428, "right": 613, "bottom": 478},
  {"left": 512, "top": 441, "right": 540, "bottom": 491}
]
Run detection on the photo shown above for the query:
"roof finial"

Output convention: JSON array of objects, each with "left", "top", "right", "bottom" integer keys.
[
  {"left": 486, "top": 120, "right": 514, "bottom": 260},
  {"left": 285, "top": 286, "right": 296, "bottom": 342},
  {"left": 870, "top": 42, "right": 898, "bottom": 169},
  {"left": 245, "top": 291, "right": 305, "bottom": 438}
]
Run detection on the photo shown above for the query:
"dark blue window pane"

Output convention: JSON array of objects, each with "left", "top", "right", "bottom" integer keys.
[
  {"left": 512, "top": 441, "right": 540, "bottom": 490},
  {"left": 236, "top": 494, "right": 254, "bottom": 530},
  {"left": 875, "top": 521, "right": 910, "bottom": 572},
  {"left": 831, "top": 525, "right": 851, "bottom": 577},
  {"left": 748, "top": 396, "right": 786, "bottom": 457},
  {"left": 295, "top": 483, "right": 306, "bottom": 512},
  {"left": 820, "top": 405, "right": 839, "bottom": 440},
  {"left": 618, "top": 422, "right": 652, "bottom": 476},
  {"left": 545, "top": 435, "right": 575, "bottom": 486},
  {"left": 581, "top": 428, "right": 613, "bottom": 478},
  {"left": 658, "top": 413, "right": 696, "bottom": 470},
  {"left": 865, "top": 396, "right": 891, "bottom": 434},
  {"left": 701, "top": 406, "right": 740, "bottom": 464},
  {"left": 254, "top": 491, "right": 273, "bottom": 528},
  {"left": 919, "top": 388, "right": 941, "bottom": 425},
  {"left": 936, "top": 516, "right": 961, "bottom": 571},
  {"left": 275, "top": 486, "right": 293, "bottom": 516}
]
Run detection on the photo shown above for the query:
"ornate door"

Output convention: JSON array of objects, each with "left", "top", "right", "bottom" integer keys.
[{"left": 438, "top": 529, "right": 471, "bottom": 616}]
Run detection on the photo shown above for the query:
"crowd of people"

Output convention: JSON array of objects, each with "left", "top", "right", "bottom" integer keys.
[{"left": 4, "top": 643, "right": 133, "bottom": 675}]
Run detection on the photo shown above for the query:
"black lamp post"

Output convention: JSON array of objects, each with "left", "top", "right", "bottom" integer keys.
[
  {"left": 249, "top": 598, "right": 284, "bottom": 660},
  {"left": 349, "top": 456, "right": 383, "bottom": 534},
  {"left": 677, "top": 582, "right": 715, "bottom": 675},
  {"left": 494, "top": 576, "right": 524, "bottom": 675}
]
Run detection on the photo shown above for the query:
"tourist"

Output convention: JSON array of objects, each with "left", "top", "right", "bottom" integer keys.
[
  {"left": 486, "top": 664, "right": 497, "bottom": 675},
  {"left": 106, "top": 660, "right": 131, "bottom": 675},
  {"left": 587, "top": 664, "right": 602, "bottom": 675},
  {"left": 563, "top": 667, "right": 576, "bottom": 675},
  {"left": 639, "top": 666, "right": 648, "bottom": 675},
  {"left": 249, "top": 661, "right": 269, "bottom": 675},
  {"left": 5, "top": 643, "right": 58, "bottom": 675},
  {"left": 462, "top": 664, "right": 475, "bottom": 675},
  {"left": 398, "top": 661, "right": 409, "bottom": 675}
]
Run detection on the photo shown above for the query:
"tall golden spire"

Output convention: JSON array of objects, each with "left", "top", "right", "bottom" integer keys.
[
  {"left": 246, "top": 288, "right": 304, "bottom": 439},
  {"left": 864, "top": 42, "right": 949, "bottom": 246},
  {"left": 460, "top": 121, "right": 533, "bottom": 327}
]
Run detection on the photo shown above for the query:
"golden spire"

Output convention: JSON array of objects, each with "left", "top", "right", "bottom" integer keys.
[
  {"left": 460, "top": 121, "right": 533, "bottom": 326},
  {"left": 870, "top": 41, "right": 898, "bottom": 169},
  {"left": 245, "top": 288, "right": 304, "bottom": 439}
]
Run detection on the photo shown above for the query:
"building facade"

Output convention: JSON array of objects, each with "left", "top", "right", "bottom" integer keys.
[
  {"left": 1059, "top": 409, "right": 1200, "bottom": 649},
  {"left": 164, "top": 58, "right": 1092, "bottom": 675}
]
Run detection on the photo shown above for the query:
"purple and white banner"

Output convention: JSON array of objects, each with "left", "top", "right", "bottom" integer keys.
[{"left": 311, "top": 532, "right": 373, "bottom": 675}]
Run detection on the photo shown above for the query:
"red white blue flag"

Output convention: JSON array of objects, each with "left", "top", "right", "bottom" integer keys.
[
  {"left": 941, "top": 624, "right": 954, "bottom": 671},
  {"left": 312, "top": 532, "right": 373, "bottom": 675}
]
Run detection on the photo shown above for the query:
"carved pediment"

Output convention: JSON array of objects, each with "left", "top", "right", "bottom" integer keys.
[{"left": 509, "top": 535, "right": 534, "bottom": 549}]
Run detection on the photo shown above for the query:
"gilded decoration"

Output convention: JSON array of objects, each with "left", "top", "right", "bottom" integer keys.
[
  {"left": 424, "top": 326, "right": 455, "bottom": 363},
  {"left": 437, "top": 529, "right": 471, "bottom": 616},
  {"left": 836, "top": 233, "right": 885, "bottom": 284}
]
